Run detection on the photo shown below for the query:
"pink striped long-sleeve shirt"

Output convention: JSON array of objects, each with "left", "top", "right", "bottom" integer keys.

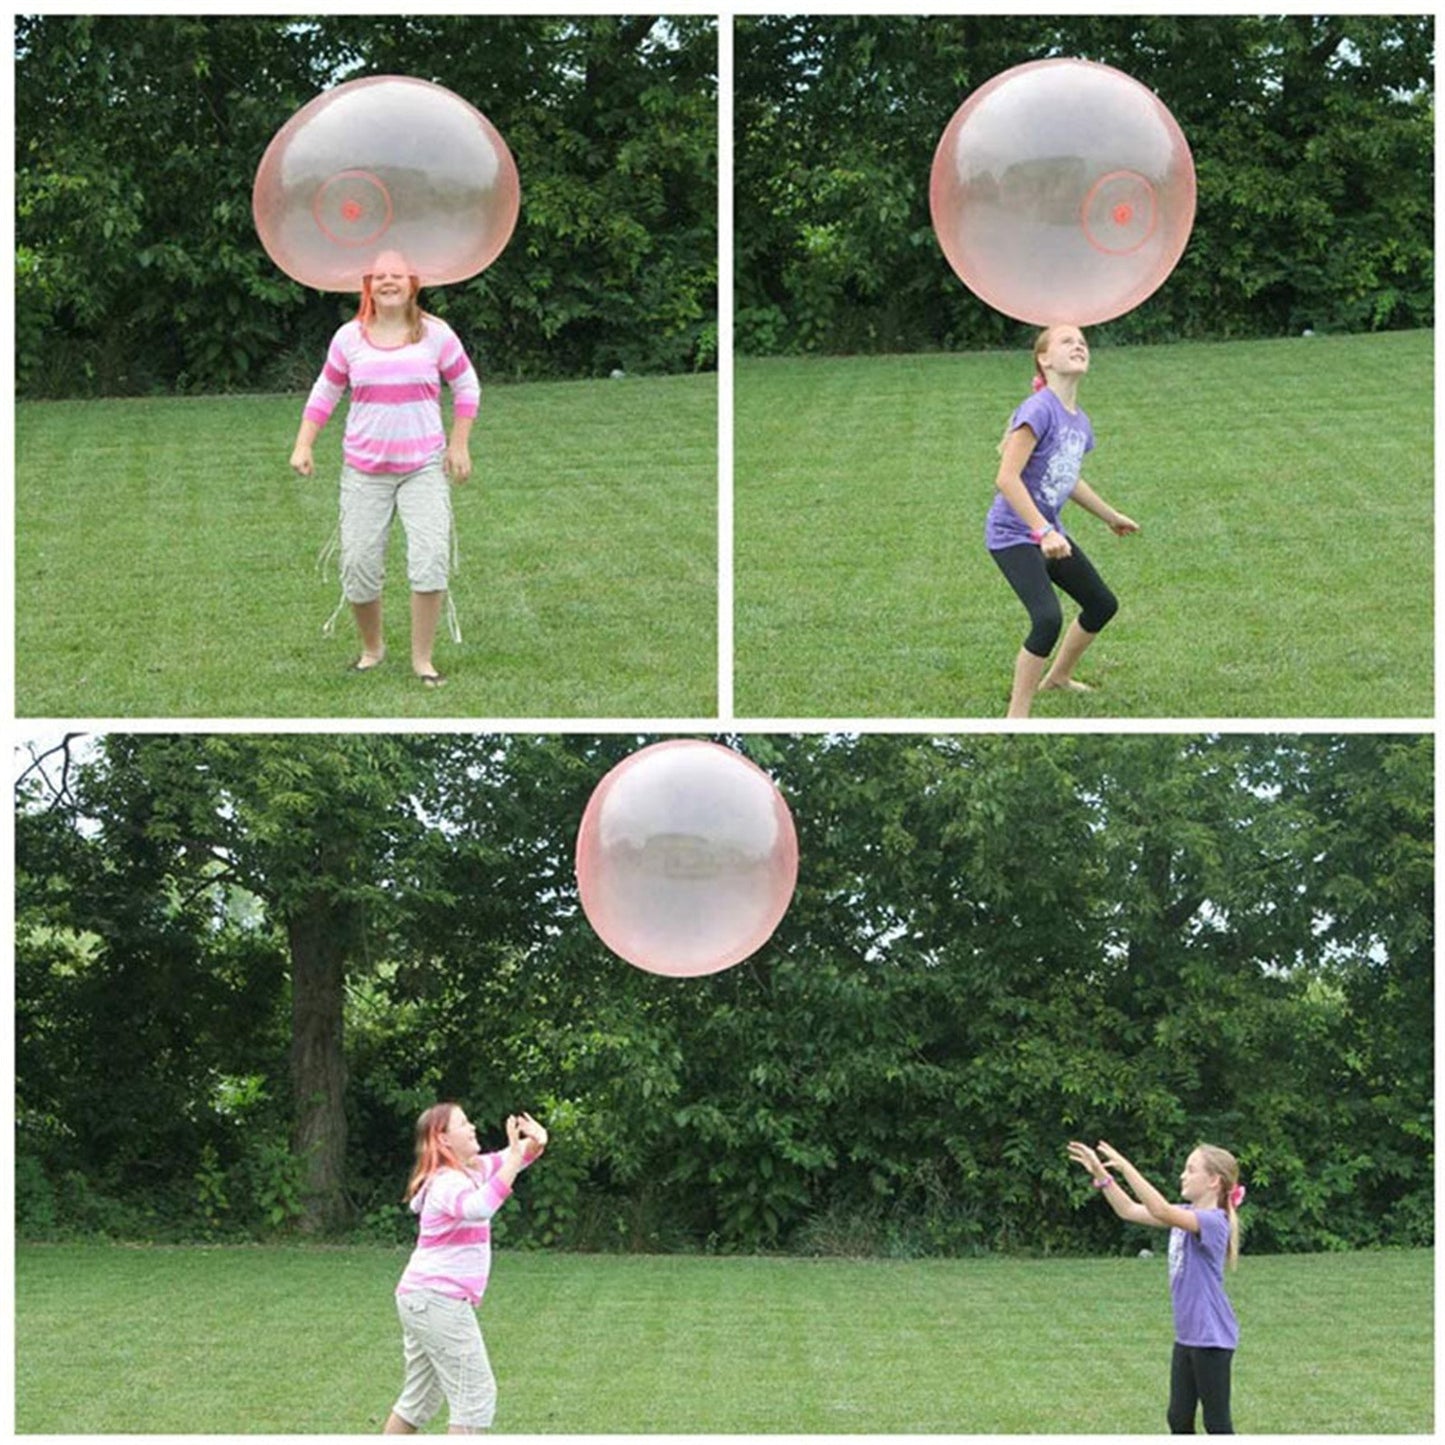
[
  {"left": 303, "top": 317, "right": 480, "bottom": 475},
  {"left": 396, "top": 1154, "right": 527, "bottom": 1306}
]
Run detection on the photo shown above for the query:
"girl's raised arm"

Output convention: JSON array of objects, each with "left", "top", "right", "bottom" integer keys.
[
  {"left": 1098, "top": 1141, "right": 1200, "bottom": 1233},
  {"left": 1068, "top": 1141, "right": 1166, "bottom": 1228}
]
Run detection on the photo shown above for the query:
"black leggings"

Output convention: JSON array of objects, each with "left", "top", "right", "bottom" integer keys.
[
  {"left": 1168, "top": 1343, "right": 1235, "bottom": 1434},
  {"left": 990, "top": 541, "right": 1119, "bottom": 657}
]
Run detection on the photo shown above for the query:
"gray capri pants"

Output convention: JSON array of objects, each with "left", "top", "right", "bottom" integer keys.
[
  {"left": 339, "top": 459, "right": 452, "bottom": 603},
  {"left": 392, "top": 1289, "right": 498, "bottom": 1430}
]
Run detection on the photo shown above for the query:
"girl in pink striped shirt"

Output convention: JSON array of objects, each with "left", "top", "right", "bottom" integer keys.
[
  {"left": 290, "top": 251, "right": 481, "bottom": 687},
  {"left": 384, "top": 1103, "right": 547, "bottom": 1434}
]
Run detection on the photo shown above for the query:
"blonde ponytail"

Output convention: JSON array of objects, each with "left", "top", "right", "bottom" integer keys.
[
  {"left": 1196, "top": 1142, "right": 1243, "bottom": 1270},
  {"left": 996, "top": 325, "right": 1061, "bottom": 455}
]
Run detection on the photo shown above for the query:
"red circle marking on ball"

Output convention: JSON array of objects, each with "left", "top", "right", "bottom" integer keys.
[
  {"left": 1079, "top": 169, "right": 1159, "bottom": 257},
  {"left": 312, "top": 169, "right": 394, "bottom": 247}
]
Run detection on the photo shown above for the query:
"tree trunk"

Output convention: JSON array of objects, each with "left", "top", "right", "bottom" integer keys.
[{"left": 287, "top": 897, "right": 351, "bottom": 1234}]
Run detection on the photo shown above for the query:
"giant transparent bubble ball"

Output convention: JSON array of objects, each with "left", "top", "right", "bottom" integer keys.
[
  {"left": 253, "top": 75, "right": 519, "bottom": 292},
  {"left": 930, "top": 58, "right": 1195, "bottom": 326},
  {"left": 576, "top": 741, "right": 799, "bottom": 978}
]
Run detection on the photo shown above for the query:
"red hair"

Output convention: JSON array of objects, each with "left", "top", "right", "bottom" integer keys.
[
  {"left": 404, "top": 1101, "right": 465, "bottom": 1202},
  {"left": 356, "top": 267, "right": 425, "bottom": 344}
]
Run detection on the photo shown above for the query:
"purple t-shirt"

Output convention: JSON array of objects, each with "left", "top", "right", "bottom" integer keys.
[
  {"left": 1168, "top": 1208, "right": 1239, "bottom": 1349},
  {"left": 984, "top": 387, "right": 1095, "bottom": 550}
]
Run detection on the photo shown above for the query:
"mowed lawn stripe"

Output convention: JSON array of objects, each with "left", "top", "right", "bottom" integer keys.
[
  {"left": 735, "top": 331, "right": 1431, "bottom": 719},
  {"left": 16, "top": 373, "right": 716, "bottom": 719},
  {"left": 15, "top": 1244, "right": 1432, "bottom": 1433}
]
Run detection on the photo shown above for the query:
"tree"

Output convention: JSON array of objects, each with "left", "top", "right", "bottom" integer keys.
[
  {"left": 15, "top": 16, "right": 335, "bottom": 394},
  {"left": 18, "top": 734, "right": 444, "bottom": 1232},
  {"left": 736, "top": 15, "right": 1433, "bottom": 354},
  {"left": 16, "top": 16, "right": 717, "bottom": 396}
]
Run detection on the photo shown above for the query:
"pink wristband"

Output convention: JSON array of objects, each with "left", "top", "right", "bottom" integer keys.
[{"left": 1093, "top": 1176, "right": 1114, "bottom": 1189}]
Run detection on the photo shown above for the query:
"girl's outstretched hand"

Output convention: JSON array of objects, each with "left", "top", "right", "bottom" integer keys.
[
  {"left": 501, "top": 1115, "right": 532, "bottom": 1171},
  {"left": 1097, "top": 1140, "right": 1133, "bottom": 1173},
  {"left": 1067, "top": 1141, "right": 1107, "bottom": 1177},
  {"left": 516, "top": 1111, "right": 548, "bottom": 1161},
  {"left": 1108, "top": 512, "right": 1140, "bottom": 536}
]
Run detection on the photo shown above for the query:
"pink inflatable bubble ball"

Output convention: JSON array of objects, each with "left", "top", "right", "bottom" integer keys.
[
  {"left": 253, "top": 75, "right": 519, "bottom": 293},
  {"left": 575, "top": 740, "right": 799, "bottom": 979},
  {"left": 930, "top": 58, "right": 1195, "bottom": 326}
]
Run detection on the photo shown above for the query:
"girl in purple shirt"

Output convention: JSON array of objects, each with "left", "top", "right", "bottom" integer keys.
[
  {"left": 988, "top": 325, "right": 1140, "bottom": 717},
  {"left": 1069, "top": 1139, "right": 1244, "bottom": 1434}
]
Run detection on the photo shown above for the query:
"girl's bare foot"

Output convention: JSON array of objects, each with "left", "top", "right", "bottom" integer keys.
[{"left": 1040, "top": 676, "right": 1095, "bottom": 692}]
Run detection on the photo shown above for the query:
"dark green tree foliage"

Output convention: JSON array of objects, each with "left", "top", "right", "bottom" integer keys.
[
  {"left": 15, "top": 736, "right": 293, "bottom": 1234},
  {"left": 15, "top": 735, "right": 1432, "bottom": 1253},
  {"left": 735, "top": 15, "right": 1433, "bottom": 354},
  {"left": 16, "top": 734, "right": 441, "bottom": 1234},
  {"left": 16, "top": 16, "right": 716, "bottom": 396}
]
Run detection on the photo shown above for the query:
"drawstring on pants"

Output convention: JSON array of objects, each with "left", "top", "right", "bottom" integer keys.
[
  {"left": 443, "top": 495, "right": 463, "bottom": 644},
  {"left": 316, "top": 523, "right": 347, "bottom": 635},
  {"left": 316, "top": 492, "right": 463, "bottom": 641}
]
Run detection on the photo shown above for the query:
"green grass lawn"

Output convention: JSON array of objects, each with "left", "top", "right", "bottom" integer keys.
[
  {"left": 14, "top": 1244, "right": 1431, "bottom": 1432},
  {"left": 15, "top": 373, "right": 716, "bottom": 719},
  {"left": 735, "top": 331, "right": 1433, "bottom": 719}
]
